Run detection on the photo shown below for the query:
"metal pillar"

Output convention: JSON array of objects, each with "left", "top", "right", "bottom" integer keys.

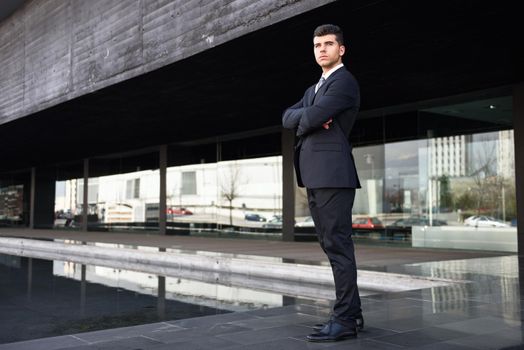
[
  {"left": 513, "top": 85, "right": 524, "bottom": 254},
  {"left": 29, "top": 167, "right": 35, "bottom": 229},
  {"left": 281, "top": 129, "right": 296, "bottom": 242},
  {"left": 82, "top": 159, "right": 89, "bottom": 231},
  {"left": 159, "top": 145, "right": 167, "bottom": 235}
]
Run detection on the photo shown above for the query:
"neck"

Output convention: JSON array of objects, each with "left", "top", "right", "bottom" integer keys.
[{"left": 322, "top": 61, "right": 342, "bottom": 75}]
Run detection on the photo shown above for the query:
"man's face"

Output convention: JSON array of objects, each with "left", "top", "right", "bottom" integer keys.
[{"left": 313, "top": 34, "right": 345, "bottom": 71}]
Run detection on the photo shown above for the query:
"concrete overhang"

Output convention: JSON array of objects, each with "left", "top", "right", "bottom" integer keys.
[{"left": 0, "top": 1, "right": 521, "bottom": 173}]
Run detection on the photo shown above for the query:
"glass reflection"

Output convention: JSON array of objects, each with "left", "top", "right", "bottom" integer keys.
[
  {"left": 87, "top": 153, "right": 160, "bottom": 232},
  {"left": 53, "top": 162, "right": 83, "bottom": 230},
  {"left": 45, "top": 94, "right": 516, "bottom": 252},
  {"left": 0, "top": 184, "right": 24, "bottom": 226},
  {"left": 88, "top": 169, "right": 160, "bottom": 230},
  {"left": 311, "top": 96, "right": 517, "bottom": 251},
  {"left": 349, "top": 129, "right": 517, "bottom": 249},
  {"left": 0, "top": 171, "right": 29, "bottom": 227},
  {"left": 54, "top": 178, "right": 81, "bottom": 229},
  {"left": 166, "top": 149, "right": 283, "bottom": 237}
]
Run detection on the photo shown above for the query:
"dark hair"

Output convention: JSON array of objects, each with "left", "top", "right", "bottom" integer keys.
[{"left": 313, "top": 24, "right": 344, "bottom": 45}]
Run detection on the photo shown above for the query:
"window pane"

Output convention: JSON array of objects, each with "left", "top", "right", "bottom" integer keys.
[{"left": 348, "top": 96, "right": 516, "bottom": 251}]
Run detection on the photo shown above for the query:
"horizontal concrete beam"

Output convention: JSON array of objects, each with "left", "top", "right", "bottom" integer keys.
[
  {"left": 0, "top": 237, "right": 463, "bottom": 295},
  {"left": 0, "top": 0, "right": 335, "bottom": 124}
]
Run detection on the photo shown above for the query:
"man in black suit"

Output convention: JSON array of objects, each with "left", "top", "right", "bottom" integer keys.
[{"left": 282, "top": 24, "right": 363, "bottom": 342}]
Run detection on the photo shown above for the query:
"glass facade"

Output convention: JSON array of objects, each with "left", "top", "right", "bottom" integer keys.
[
  {"left": 1, "top": 94, "right": 517, "bottom": 252},
  {"left": 348, "top": 130, "right": 516, "bottom": 247},
  {"left": 165, "top": 134, "right": 283, "bottom": 237},
  {"left": 52, "top": 153, "right": 161, "bottom": 232},
  {"left": 0, "top": 171, "right": 30, "bottom": 227},
  {"left": 54, "top": 162, "right": 83, "bottom": 230},
  {"left": 341, "top": 96, "right": 517, "bottom": 251},
  {"left": 49, "top": 134, "right": 286, "bottom": 236},
  {"left": 174, "top": 156, "right": 282, "bottom": 235},
  {"left": 86, "top": 152, "right": 160, "bottom": 232},
  {"left": 292, "top": 95, "right": 516, "bottom": 251}
]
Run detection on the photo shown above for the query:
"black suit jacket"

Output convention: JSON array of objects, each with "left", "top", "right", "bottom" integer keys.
[{"left": 282, "top": 66, "right": 361, "bottom": 189}]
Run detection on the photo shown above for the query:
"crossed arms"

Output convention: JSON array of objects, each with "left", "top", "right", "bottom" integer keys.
[{"left": 282, "top": 75, "right": 358, "bottom": 137}]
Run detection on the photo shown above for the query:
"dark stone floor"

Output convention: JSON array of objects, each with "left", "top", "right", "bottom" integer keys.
[
  {"left": 0, "top": 229, "right": 521, "bottom": 349},
  {"left": 1, "top": 255, "right": 522, "bottom": 349}
]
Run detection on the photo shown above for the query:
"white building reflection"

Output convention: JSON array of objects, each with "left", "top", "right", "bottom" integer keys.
[
  {"left": 409, "top": 256, "right": 521, "bottom": 324},
  {"left": 54, "top": 260, "right": 285, "bottom": 312}
]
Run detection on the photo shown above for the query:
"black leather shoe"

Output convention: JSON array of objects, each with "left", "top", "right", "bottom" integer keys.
[
  {"left": 313, "top": 314, "right": 364, "bottom": 332},
  {"left": 307, "top": 320, "right": 357, "bottom": 342}
]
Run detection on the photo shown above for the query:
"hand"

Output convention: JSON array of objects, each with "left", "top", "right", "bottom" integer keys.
[{"left": 322, "top": 118, "right": 333, "bottom": 129}]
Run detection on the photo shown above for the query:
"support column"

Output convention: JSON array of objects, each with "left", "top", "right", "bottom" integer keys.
[
  {"left": 29, "top": 167, "right": 36, "bottom": 229},
  {"left": 32, "top": 167, "right": 55, "bottom": 229},
  {"left": 281, "top": 129, "right": 296, "bottom": 242},
  {"left": 514, "top": 85, "right": 524, "bottom": 254},
  {"left": 159, "top": 145, "right": 167, "bottom": 235},
  {"left": 82, "top": 159, "right": 89, "bottom": 231}
]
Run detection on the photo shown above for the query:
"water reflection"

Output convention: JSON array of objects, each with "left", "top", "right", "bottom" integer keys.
[
  {"left": 53, "top": 260, "right": 286, "bottom": 312},
  {"left": 0, "top": 254, "right": 231, "bottom": 344},
  {"left": 27, "top": 257, "right": 32, "bottom": 301},
  {"left": 406, "top": 256, "right": 521, "bottom": 324}
]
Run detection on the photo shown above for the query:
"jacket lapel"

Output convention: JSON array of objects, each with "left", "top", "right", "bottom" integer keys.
[
  {"left": 312, "top": 68, "right": 345, "bottom": 104},
  {"left": 306, "top": 85, "right": 316, "bottom": 106},
  {"left": 313, "top": 83, "right": 327, "bottom": 104}
]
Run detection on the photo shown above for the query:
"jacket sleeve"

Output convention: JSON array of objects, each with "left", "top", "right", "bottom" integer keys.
[
  {"left": 296, "top": 76, "right": 358, "bottom": 137},
  {"left": 282, "top": 98, "right": 304, "bottom": 130}
]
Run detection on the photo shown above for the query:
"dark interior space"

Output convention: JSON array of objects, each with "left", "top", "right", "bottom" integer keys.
[
  {"left": 90, "top": 152, "right": 160, "bottom": 178},
  {"left": 0, "top": 1, "right": 520, "bottom": 172},
  {"left": 220, "top": 133, "right": 282, "bottom": 161}
]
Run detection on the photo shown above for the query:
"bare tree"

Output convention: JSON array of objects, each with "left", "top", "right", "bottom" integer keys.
[
  {"left": 219, "top": 163, "right": 243, "bottom": 227},
  {"left": 469, "top": 136, "right": 502, "bottom": 217}
]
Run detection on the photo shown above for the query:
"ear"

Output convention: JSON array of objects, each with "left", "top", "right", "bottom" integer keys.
[{"left": 339, "top": 45, "right": 346, "bottom": 56}]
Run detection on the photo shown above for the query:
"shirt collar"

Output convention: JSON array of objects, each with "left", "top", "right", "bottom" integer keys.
[{"left": 322, "top": 63, "right": 344, "bottom": 80}]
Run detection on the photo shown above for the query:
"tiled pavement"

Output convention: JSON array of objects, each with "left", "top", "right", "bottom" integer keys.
[
  {"left": 0, "top": 229, "right": 523, "bottom": 349},
  {"left": 1, "top": 286, "right": 522, "bottom": 350}
]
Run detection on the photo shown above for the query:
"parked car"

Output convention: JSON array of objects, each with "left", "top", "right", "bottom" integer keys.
[
  {"left": 295, "top": 216, "right": 315, "bottom": 227},
  {"left": 167, "top": 207, "right": 193, "bottom": 215},
  {"left": 464, "top": 216, "right": 509, "bottom": 228},
  {"left": 389, "top": 217, "right": 447, "bottom": 229},
  {"left": 262, "top": 215, "right": 283, "bottom": 228},
  {"left": 463, "top": 215, "right": 480, "bottom": 226},
  {"left": 244, "top": 213, "right": 266, "bottom": 222},
  {"left": 352, "top": 216, "right": 384, "bottom": 229}
]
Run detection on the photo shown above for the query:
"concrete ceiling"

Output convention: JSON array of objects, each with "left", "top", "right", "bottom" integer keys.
[{"left": 0, "top": 0, "right": 521, "bottom": 173}]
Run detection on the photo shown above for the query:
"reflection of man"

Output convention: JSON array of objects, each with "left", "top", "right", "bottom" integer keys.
[{"left": 282, "top": 24, "right": 363, "bottom": 342}]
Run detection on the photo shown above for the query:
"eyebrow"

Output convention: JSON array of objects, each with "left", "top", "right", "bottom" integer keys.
[{"left": 314, "top": 40, "right": 335, "bottom": 47}]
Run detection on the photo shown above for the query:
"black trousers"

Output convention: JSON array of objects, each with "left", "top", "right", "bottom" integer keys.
[{"left": 307, "top": 188, "right": 361, "bottom": 325}]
